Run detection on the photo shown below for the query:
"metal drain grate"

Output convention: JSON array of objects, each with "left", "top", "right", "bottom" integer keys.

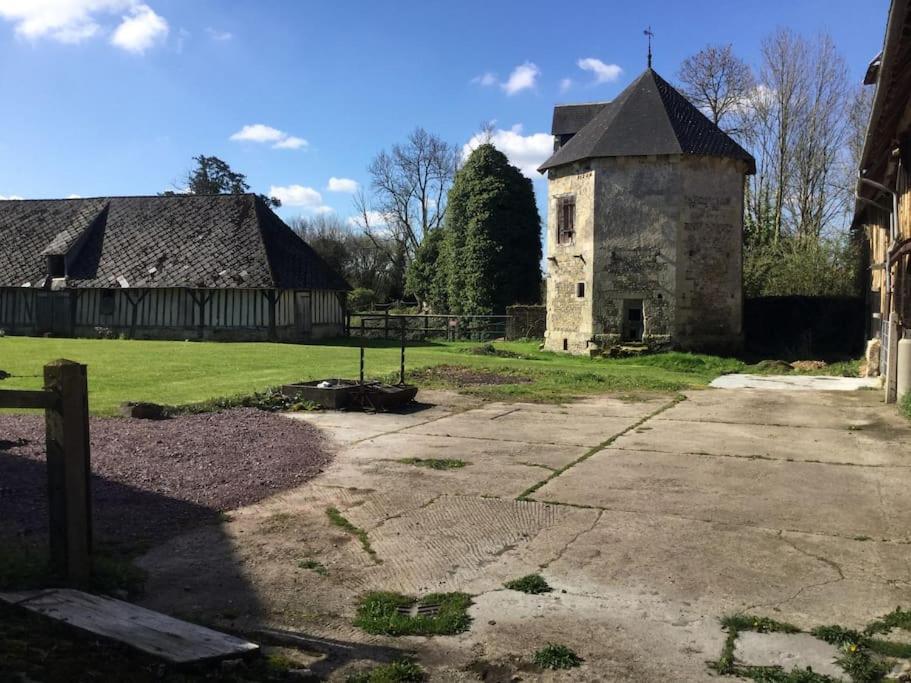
[{"left": 395, "top": 603, "right": 441, "bottom": 618}]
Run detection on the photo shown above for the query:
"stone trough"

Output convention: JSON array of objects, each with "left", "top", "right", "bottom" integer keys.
[{"left": 282, "top": 380, "right": 417, "bottom": 411}]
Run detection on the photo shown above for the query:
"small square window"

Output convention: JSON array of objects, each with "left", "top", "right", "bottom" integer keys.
[
  {"left": 557, "top": 196, "right": 575, "bottom": 245},
  {"left": 576, "top": 282, "right": 585, "bottom": 298}
]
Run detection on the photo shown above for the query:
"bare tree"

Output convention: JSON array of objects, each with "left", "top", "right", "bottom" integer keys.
[
  {"left": 289, "top": 213, "right": 399, "bottom": 299},
  {"left": 677, "top": 44, "right": 755, "bottom": 135},
  {"left": 759, "top": 29, "right": 809, "bottom": 241},
  {"left": 352, "top": 128, "right": 458, "bottom": 263}
]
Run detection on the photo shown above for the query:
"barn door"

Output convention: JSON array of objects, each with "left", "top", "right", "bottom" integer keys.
[
  {"left": 35, "top": 292, "right": 53, "bottom": 334},
  {"left": 35, "top": 292, "right": 73, "bottom": 336},
  {"left": 295, "top": 292, "right": 312, "bottom": 338}
]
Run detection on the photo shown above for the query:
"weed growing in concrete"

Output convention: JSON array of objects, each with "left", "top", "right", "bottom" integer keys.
[
  {"left": 345, "top": 659, "right": 426, "bottom": 682},
  {"left": 714, "top": 614, "right": 804, "bottom": 679},
  {"left": 398, "top": 458, "right": 467, "bottom": 470},
  {"left": 899, "top": 392, "right": 911, "bottom": 421},
  {"left": 714, "top": 610, "right": 911, "bottom": 683},
  {"left": 532, "top": 643, "right": 583, "bottom": 669},
  {"left": 297, "top": 559, "right": 328, "bottom": 576},
  {"left": 354, "top": 591, "right": 472, "bottom": 636},
  {"left": 722, "top": 615, "right": 801, "bottom": 634},
  {"left": 326, "top": 507, "right": 380, "bottom": 563},
  {"left": 729, "top": 666, "right": 837, "bottom": 682},
  {"left": 504, "top": 574, "right": 552, "bottom": 594},
  {"left": 865, "top": 606, "right": 911, "bottom": 635}
]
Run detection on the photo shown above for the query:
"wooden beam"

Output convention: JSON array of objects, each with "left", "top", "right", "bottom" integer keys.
[{"left": 0, "top": 389, "right": 58, "bottom": 410}]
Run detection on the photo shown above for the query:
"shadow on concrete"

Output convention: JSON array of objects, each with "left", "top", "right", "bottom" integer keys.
[{"left": 0, "top": 415, "right": 400, "bottom": 678}]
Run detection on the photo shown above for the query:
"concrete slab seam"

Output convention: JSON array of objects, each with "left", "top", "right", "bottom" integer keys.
[
  {"left": 608, "top": 444, "right": 911, "bottom": 469},
  {"left": 517, "top": 395, "right": 685, "bottom": 501},
  {"left": 526, "top": 499, "right": 911, "bottom": 546}
]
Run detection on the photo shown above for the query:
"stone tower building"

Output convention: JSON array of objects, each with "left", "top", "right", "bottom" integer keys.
[{"left": 538, "top": 68, "right": 755, "bottom": 354}]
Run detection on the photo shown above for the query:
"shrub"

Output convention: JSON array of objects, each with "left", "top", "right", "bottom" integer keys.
[
  {"left": 744, "top": 236, "right": 861, "bottom": 298},
  {"left": 349, "top": 288, "right": 378, "bottom": 312}
]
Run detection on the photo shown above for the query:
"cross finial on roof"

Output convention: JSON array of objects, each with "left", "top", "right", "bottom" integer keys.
[{"left": 644, "top": 26, "right": 654, "bottom": 68}]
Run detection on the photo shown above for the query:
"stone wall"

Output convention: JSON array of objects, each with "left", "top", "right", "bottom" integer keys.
[
  {"left": 543, "top": 165, "right": 595, "bottom": 353},
  {"left": 675, "top": 157, "right": 745, "bottom": 351},
  {"left": 591, "top": 156, "right": 678, "bottom": 348},
  {"left": 544, "top": 155, "right": 746, "bottom": 354}
]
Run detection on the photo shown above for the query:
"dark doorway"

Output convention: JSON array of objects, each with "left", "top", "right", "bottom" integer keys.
[
  {"left": 622, "top": 299, "right": 644, "bottom": 342},
  {"left": 35, "top": 292, "right": 73, "bottom": 336}
]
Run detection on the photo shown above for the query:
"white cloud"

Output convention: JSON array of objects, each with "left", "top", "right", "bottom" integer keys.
[
  {"left": 269, "top": 184, "right": 331, "bottom": 213},
  {"left": 559, "top": 78, "right": 573, "bottom": 93},
  {"left": 109, "top": 4, "right": 168, "bottom": 53},
  {"left": 67, "top": 193, "right": 82, "bottom": 198},
  {"left": 471, "top": 72, "right": 497, "bottom": 87},
  {"left": 0, "top": 194, "right": 24, "bottom": 200},
  {"left": 230, "top": 123, "right": 308, "bottom": 150},
  {"left": 230, "top": 124, "right": 284, "bottom": 143},
  {"left": 0, "top": 0, "right": 123, "bottom": 43},
  {"left": 348, "top": 210, "right": 388, "bottom": 229},
  {"left": 0, "top": 0, "right": 167, "bottom": 51},
  {"left": 577, "top": 57, "right": 622, "bottom": 84},
  {"left": 326, "top": 177, "right": 359, "bottom": 193},
  {"left": 273, "top": 135, "right": 307, "bottom": 150},
  {"left": 463, "top": 123, "right": 552, "bottom": 178},
  {"left": 205, "top": 26, "right": 232, "bottom": 41},
  {"left": 501, "top": 62, "right": 539, "bottom": 95}
]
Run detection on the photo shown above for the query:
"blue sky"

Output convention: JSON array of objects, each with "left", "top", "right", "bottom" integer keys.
[{"left": 0, "top": 0, "right": 891, "bottom": 224}]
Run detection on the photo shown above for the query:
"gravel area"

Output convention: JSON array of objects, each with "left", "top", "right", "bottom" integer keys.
[{"left": 0, "top": 408, "right": 332, "bottom": 550}]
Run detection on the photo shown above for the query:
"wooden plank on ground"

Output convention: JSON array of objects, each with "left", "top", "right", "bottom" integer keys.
[{"left": 0, "top": 589, "right": 258, "bottom": 665}]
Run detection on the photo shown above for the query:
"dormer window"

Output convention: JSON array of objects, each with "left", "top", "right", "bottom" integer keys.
[
  {"left": 47, "top": 255, "right": 65, "bottom": 278},
  {"left": 557, "top": 195, "right": 575, "bottom": 245}
]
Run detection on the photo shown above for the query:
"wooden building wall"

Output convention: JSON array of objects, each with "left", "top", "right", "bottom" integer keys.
[{"left": 0, "top": 287, "right": 344, "bottom": 341}]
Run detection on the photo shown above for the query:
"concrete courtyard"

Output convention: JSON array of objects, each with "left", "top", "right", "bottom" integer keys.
[{"left": 139, "top": 386, "right": 911, "bottom": 680}]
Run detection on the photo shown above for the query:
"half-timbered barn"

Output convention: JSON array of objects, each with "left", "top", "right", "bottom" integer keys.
[{"left": 0, "top": 194, "right": 349, "bottom": 341}]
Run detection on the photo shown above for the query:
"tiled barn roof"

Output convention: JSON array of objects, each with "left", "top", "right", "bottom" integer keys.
[
  {"left": 540, "top": 68, "right": 756, "bottom": 174},
  {"left": 0, "top": 194, "right": 349, "bottom": 290}
]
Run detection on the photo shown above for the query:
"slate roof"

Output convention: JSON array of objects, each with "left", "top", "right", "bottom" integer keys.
[
  {"left": 539, "top": 68, "right": 756, "bottom": 174},
  {"left": 0, "top": 194, "right": 349, "bottom": 290},
  {"left": 551, "top": 103, "right": 609, "bottom": 135}
]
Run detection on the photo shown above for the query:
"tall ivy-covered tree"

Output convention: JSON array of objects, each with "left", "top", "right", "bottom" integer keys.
[
  {"left": 444, "top": 144, "right": 542, "bottom": 315},
  {"left": 405, "top": 226, "right": 448, "bottom": 311}
]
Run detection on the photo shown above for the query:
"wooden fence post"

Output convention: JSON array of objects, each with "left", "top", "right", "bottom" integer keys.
[{"left": 44, "top": 359, "right": 92, "bottom": 585}]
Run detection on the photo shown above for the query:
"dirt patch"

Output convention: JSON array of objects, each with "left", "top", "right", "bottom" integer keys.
[
  {"left": 410, "top": 364, "right": 532, "bottom": 387},
  {"left": 0, "top": 408, "right": 331, "bottom": 550},
  {"left": 790, "top": 360, "right": 828, "bottom": 371}
]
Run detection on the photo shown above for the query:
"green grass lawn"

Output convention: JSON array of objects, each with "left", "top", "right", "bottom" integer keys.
[{"left": 0, "top": 336, "right": 752, "bottom": 415}]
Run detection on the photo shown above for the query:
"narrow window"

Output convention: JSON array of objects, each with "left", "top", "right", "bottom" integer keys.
[
  {"left": 576, "top": 282, "right": 585, "bottom": 298},
  {"left": 557, "top": 196, "right": 575, "bottom": 245},
  {"left": 563, "top": 338, "right": 569, "bottom": 351},
  {"left": 100, "top": 290, "right": 115, "bottom": 316}
]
